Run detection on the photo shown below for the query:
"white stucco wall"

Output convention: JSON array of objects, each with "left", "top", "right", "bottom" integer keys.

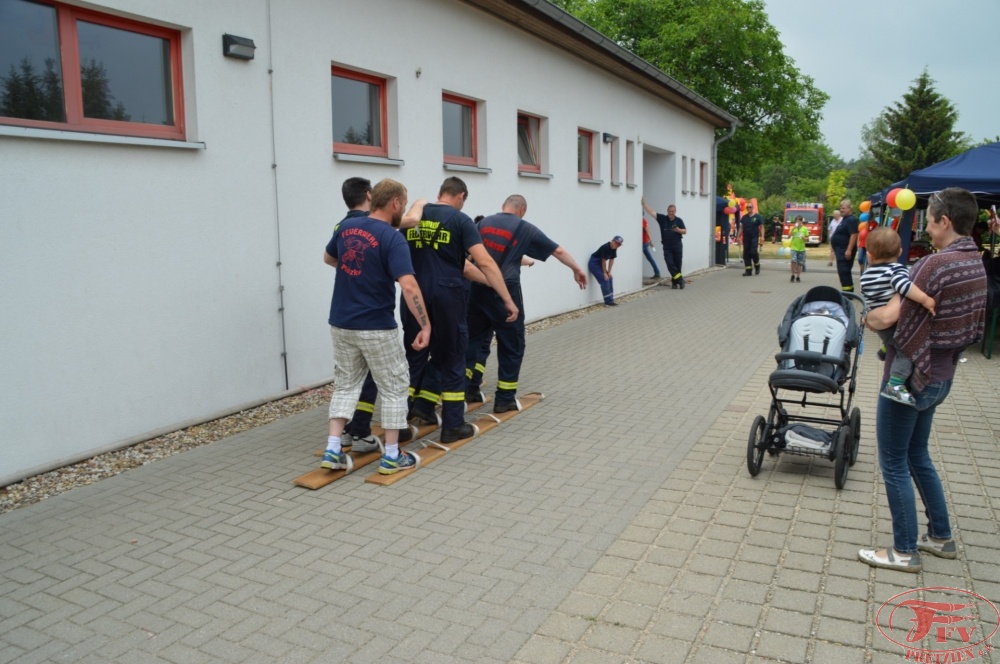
[{"left": 0, "top": 0, "right": 723, "bottom": 484}]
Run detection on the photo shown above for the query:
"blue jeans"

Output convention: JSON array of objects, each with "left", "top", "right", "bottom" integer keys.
[
  {"left": 642, "top": 242, "right": 661, "bottom": 276},
  {"left": 876, "top": 379, "right": 953, "bottom": 553}
]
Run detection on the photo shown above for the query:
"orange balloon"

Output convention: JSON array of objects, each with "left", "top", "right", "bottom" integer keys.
[{"left": 859, "top": 201, "right": 871, "bottom": 212}]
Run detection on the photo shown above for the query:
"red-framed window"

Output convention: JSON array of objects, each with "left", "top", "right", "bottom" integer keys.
[
  {"left": 331, "top": 66, "right": 387, "bottom": 157},
  {"left": 577, "top": 129, "right": 595, "bottom": 179},
  {"left": 517, "top": 113, "right": 540, "bottom": 173},
  {"left": 0, "top": 0, "right": 185, "bottom": 140},
  {"left": 442, "top": 93, "right": 476, "bottom": 166}
]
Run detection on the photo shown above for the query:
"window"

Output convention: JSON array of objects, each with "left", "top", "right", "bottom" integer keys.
[
  {"left": 0, "top": 0, "right": 185, "bottom": 140},
  {"left": 690, "top": 159, "right": 696, "bottom": 195},
  {"left": 442, "top": 93, "right": 476, "bottom": 166},
  {"left": 577, "top": 128, "right": 595, "bottom": 179},
  {"left": 609, "top": 136, "right": 620, "bottom": 184},
  {"left": 681, "top": 156, "right": 688, "bottom": 193},
  {"left": 517, "top": 112, "right": 540, "bottom": 173},
  {"left": 699, "top": 161, "right": 708, "bottom": 194},
  {"left": 332, "top": 67, "right": 387, "bottom": 157},
  {"left": 626, "top": 140, "right": 635, "bottom": 186}
]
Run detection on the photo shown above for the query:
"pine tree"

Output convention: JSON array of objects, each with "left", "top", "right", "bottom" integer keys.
[{"left": 867, "top": 70, "right": 968, "bottom": 185}]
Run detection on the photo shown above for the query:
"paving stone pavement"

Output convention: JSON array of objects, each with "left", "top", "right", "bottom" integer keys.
[{"left": 2, "top": 263, "right": 999, "bottom": 664}]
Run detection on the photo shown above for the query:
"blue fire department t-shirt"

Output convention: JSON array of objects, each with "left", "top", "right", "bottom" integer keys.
[
  {"left": 326, "top": 216, "right": 414, "bottom": 330},
  {"left": 591, "top": 242, "right": 618, "bottom": 261},
  {"left": 831, "top": 213, "right": 857, "bottom": 252},
  {"left": 656, "top": 213, "right": 685, "bottom": 248},
  {"left": 405, "top": 203, "right": 482, "bottom": 279},
  {"left": 477, "top": 212, "right": 558, "bottom": 283}
]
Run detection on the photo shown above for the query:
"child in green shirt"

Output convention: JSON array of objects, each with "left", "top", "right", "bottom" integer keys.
[{"left": 789, "top": 216, "right": 809, "bottom": 282}]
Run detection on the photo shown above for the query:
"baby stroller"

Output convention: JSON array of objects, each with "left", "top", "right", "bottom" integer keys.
[{"left": 746, "top": 285, "right": 867, "bottom": 489}]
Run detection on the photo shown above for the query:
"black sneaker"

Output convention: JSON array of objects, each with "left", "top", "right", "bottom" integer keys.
[
  {"left": 494, "top": 400, "right": 519, "bottom": 414},
  {"left": 755, "top": 265, "right": 760, "bottom": 275},
  {"left": 877, "top": 345, "right": 887, "bottom": 361},
  {"left": 440, "top": 423, "right": 475, "bottom": 443},
  {"left": 790, "top": 274, "right": 795, "bottom": 282},
  {"left": 465, "top": 389, "right": 484, "bottom": 403},
  {"left": 679, "top": 279, "right": 685, "bottom": 289},
  {"left": 742, "top": 271, "right": 752, "bottom": 277},
  {"left": 398, "top": 426, "right": 413, "bottom": 444},
  {"left": 795, "top": 276, "right": 801, "bottom": 282}
]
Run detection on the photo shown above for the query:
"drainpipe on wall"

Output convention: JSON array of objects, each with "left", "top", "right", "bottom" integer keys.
[
  {"left": 711, "top": 122, "right": 738, "bottom": 265},
  {"left": 266, "top": 0, "right": 289, "bottom": 390}
]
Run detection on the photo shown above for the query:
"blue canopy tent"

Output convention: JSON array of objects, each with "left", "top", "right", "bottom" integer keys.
[
  {"left": 886, "top": 141, "right": 1000, "bottom": 209},
  {"left": 870, "top": 142, "right": 1000, "bottom": 262}
]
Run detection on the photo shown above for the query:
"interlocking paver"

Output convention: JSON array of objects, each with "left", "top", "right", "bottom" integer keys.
[{"left": 2, "top": 265, "right": 999, "bottom": 663}]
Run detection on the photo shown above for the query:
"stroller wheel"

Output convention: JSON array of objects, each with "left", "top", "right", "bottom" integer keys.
[
  {"left": 848, "top": 407, "right": 861, "bottom": 466},
  {"left": 747, "top": 415, "right": 767, "bottom": 477},
  {"left": 834, "top": 426, "right": 850, "bottom": 490}
]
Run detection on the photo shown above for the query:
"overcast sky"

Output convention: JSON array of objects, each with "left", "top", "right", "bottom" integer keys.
[{"left": 761, "top": 0, "right": 999, "bottom": 162}]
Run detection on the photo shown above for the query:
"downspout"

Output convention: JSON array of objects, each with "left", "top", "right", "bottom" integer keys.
[
  {"left": 711, "top": 122, "right": 738, "bottom": 265},
  {"left": 266, "top": 0, "right": 290, "bottom": 390}
]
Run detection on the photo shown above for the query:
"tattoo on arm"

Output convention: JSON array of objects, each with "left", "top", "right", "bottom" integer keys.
[{"left": 411, "top": 296, "right": 428, "bottom": 327}]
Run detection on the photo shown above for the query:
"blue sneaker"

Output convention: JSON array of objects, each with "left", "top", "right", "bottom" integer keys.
[
  {"left": 321, "top": 449, "right": 350, "bottom": 470},
  {"left": 378, "top": 451, "right": 417, "bottom": 475}
]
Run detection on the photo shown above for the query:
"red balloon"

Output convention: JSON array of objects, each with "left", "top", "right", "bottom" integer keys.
[
  {"left": 886, "top": 187, "right": 902, "bottom": 208},
  {"left": 724, "top": 206, "right": 736, "bottom": 215}
]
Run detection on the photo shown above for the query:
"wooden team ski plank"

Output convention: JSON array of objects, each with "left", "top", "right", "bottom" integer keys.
[
  {"left": 294, "top": 401, "right": 487, "bottom": 489},
  {"left": 364, "top": 392, "right": 544, "bottom": 486}
]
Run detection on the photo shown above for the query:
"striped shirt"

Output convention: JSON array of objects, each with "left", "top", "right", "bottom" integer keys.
[{"left": 860, "top": 262, "right": 913, "bottom": 309}]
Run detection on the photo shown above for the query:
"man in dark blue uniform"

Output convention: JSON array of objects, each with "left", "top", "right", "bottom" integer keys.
[
  {"left": 466, "top": 195, "right": 588, "bottom": 411},
  {"left": 402, "top": 177, "right": 517, "bottom": 442},
  {"left": 739, "top": 203, "right": 765, "bottom": 276},
  {"left": 831, "top": 198, "right": 859, "bottom": 291},
  {"left": 642, "top": 198, "right": 687, "bottom": 289}
]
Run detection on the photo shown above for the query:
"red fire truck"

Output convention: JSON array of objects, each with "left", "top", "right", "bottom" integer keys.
[{"left": 782, "top": 203, "right": 825, "bottom": 246}]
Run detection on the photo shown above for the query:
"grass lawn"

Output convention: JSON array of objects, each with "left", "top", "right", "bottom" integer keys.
[{"left": 728, "top": 242, "right": 832, "bottom": 262}]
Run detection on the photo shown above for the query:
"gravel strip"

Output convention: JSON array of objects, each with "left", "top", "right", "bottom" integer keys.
[{"left": 0, "top": 282, "right": 667, "bottom": 514}]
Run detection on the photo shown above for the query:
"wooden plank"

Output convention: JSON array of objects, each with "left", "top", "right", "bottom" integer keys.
[
  {"left": 294, "top": 400, "right": 488, "bottom": 490},
  {"left": 364, "top": 392, "right": 544, "bottom": 486}
]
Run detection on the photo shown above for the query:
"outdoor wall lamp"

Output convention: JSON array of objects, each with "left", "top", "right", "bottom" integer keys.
[
  {"left": 603, "top": 132, "right": 615, "bottom": 144},
  {"left": 223, "top": 34, "right": 256, "bottom": 60}
]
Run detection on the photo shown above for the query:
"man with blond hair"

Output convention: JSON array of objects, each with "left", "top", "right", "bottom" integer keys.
[{"left": 322, "top": 179, "right": 431, "bottom": 475}]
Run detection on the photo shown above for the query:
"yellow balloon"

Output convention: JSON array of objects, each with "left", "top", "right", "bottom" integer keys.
[
  {"left": 896, "top": 188, "right": 916, "bottom": 211},
  {"left": 782, "top": 239, "right": 792, "bottom": 248}
]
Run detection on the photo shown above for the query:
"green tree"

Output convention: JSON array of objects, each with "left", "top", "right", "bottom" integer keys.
[
  {"left": 563, "top": 0, "right": 828, "bottom": 186},
  {"left": 80, "top": 59, "right": 130, "bottom": 121},
  {"left": 867, "top": 69, "right": 967, "bottom": 186},
  {"left": 1, "top": 57, "right": 64, "bottom": 122},
  {"left": 825, "top": 169, "right": 847, "bottom": 210}
]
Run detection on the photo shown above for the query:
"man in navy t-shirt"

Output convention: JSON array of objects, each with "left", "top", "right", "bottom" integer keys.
[
  {"left": 322, "top": 179, "right": 431, "bottom": 476},
  {"left": 402, "top": 177, "right": 517, "bottom": 443},
  {"left": 466, "top": 195, "right": 588, "bottom": 411},
  {"left": 642, "top": 198, "right": 687, "bottom": 288},
  {"left": 589, "top": 236, "right": 623, "bottom": 305}
]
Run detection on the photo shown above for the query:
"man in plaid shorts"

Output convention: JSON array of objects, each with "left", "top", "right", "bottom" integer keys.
[{"left": 322, "top": 179, "right": 431, "bottom": 475}]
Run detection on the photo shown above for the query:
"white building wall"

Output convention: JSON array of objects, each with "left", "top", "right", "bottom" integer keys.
[{"left": 0, "top": 0, "right": 722, "bottom": 484}]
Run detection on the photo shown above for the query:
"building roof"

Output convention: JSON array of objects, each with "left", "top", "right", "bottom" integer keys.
[{"left": 460, "top": 0, "right": 739, "bottom": 130}]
